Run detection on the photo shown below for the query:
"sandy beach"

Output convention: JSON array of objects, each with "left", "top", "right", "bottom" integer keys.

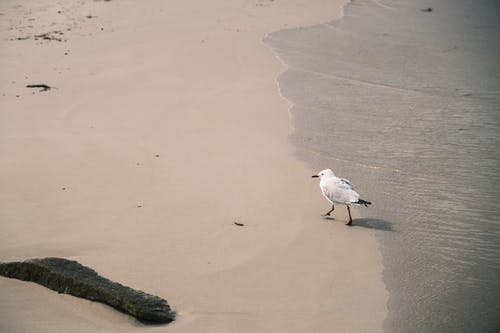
[{"left": 0, "top": 1, "right": 387, "bottom": 332}]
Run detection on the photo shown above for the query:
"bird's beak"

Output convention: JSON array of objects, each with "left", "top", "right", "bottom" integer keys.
[{"left": 311, "top": 175, "right": 319, "bottom": 178}]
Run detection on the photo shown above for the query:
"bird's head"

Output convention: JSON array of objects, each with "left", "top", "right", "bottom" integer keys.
[{"left": 312, "top": 169, "right": 335, "bottom": 180}]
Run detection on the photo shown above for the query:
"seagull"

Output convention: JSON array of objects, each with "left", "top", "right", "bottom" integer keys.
[{"left": 312, "top": 169, "right": 371, "bottom": 225}]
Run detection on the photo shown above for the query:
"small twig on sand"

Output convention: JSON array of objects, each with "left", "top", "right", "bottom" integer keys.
[
  {"left": 34, "top": 31, "right": 64, "bottom": 42},
  {"left": 26, "top": 84, "right": 52, "bottom": 92},
  {"left": 234, "top": 222, "right": 245, "bottom": 226}
]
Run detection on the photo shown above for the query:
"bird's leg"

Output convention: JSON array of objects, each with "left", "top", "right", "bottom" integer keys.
[
  {"left": 323, "top": 204, "right": 335, "bottom": 216},
  {"left": 346, "top": 205, "right": 353, "bottom": 225}
]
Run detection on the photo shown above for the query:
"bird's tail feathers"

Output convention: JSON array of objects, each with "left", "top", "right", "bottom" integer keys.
[{"left": 356, "top": 199, "right": 372, "bottom": 207}]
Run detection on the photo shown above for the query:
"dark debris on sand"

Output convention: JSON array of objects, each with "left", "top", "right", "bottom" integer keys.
[{"left": 26, "top": 84, "right": 52, "bottom": 92}]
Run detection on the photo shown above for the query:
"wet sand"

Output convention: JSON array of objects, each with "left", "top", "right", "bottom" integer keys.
[{"left": 0, "top": 0, "right": 388, "bottom": 332}]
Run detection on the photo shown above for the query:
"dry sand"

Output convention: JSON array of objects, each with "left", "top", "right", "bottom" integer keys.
[{"left": 0, "top": 0, "right": 388, "bottom": 332}]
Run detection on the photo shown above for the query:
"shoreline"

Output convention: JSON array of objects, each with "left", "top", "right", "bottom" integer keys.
[
  {"left": 264, "top": 0, "right": 500, "bottom": 331},
  {"left": 0, "top": 1, "right": 387, "bottom": 332}
]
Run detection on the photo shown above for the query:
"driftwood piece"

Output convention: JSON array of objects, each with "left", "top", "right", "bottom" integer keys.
[{"left": 0, "top": 258, "right": 175, "bottom": 324}]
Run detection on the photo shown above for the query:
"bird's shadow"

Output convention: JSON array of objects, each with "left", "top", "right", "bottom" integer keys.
[
  {"left": 352, "top": 218, "right": 394, "bottom": 231},
  {"left": 324, "top": 217, "right": 394, "bottom": 232}
]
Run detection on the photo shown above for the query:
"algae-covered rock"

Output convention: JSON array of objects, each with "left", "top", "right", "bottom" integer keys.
[{"left": 0, "top": 257, "right": 175, "bottom": 324}]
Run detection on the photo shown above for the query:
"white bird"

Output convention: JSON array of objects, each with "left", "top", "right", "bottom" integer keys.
[{"left": 312, "top": 169, "right": 371, "bottom": 225}]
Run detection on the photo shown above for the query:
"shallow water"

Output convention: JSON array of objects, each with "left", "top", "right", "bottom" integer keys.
[{"left": 265, "top": 0, "right": 500, "bottom": 332}]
